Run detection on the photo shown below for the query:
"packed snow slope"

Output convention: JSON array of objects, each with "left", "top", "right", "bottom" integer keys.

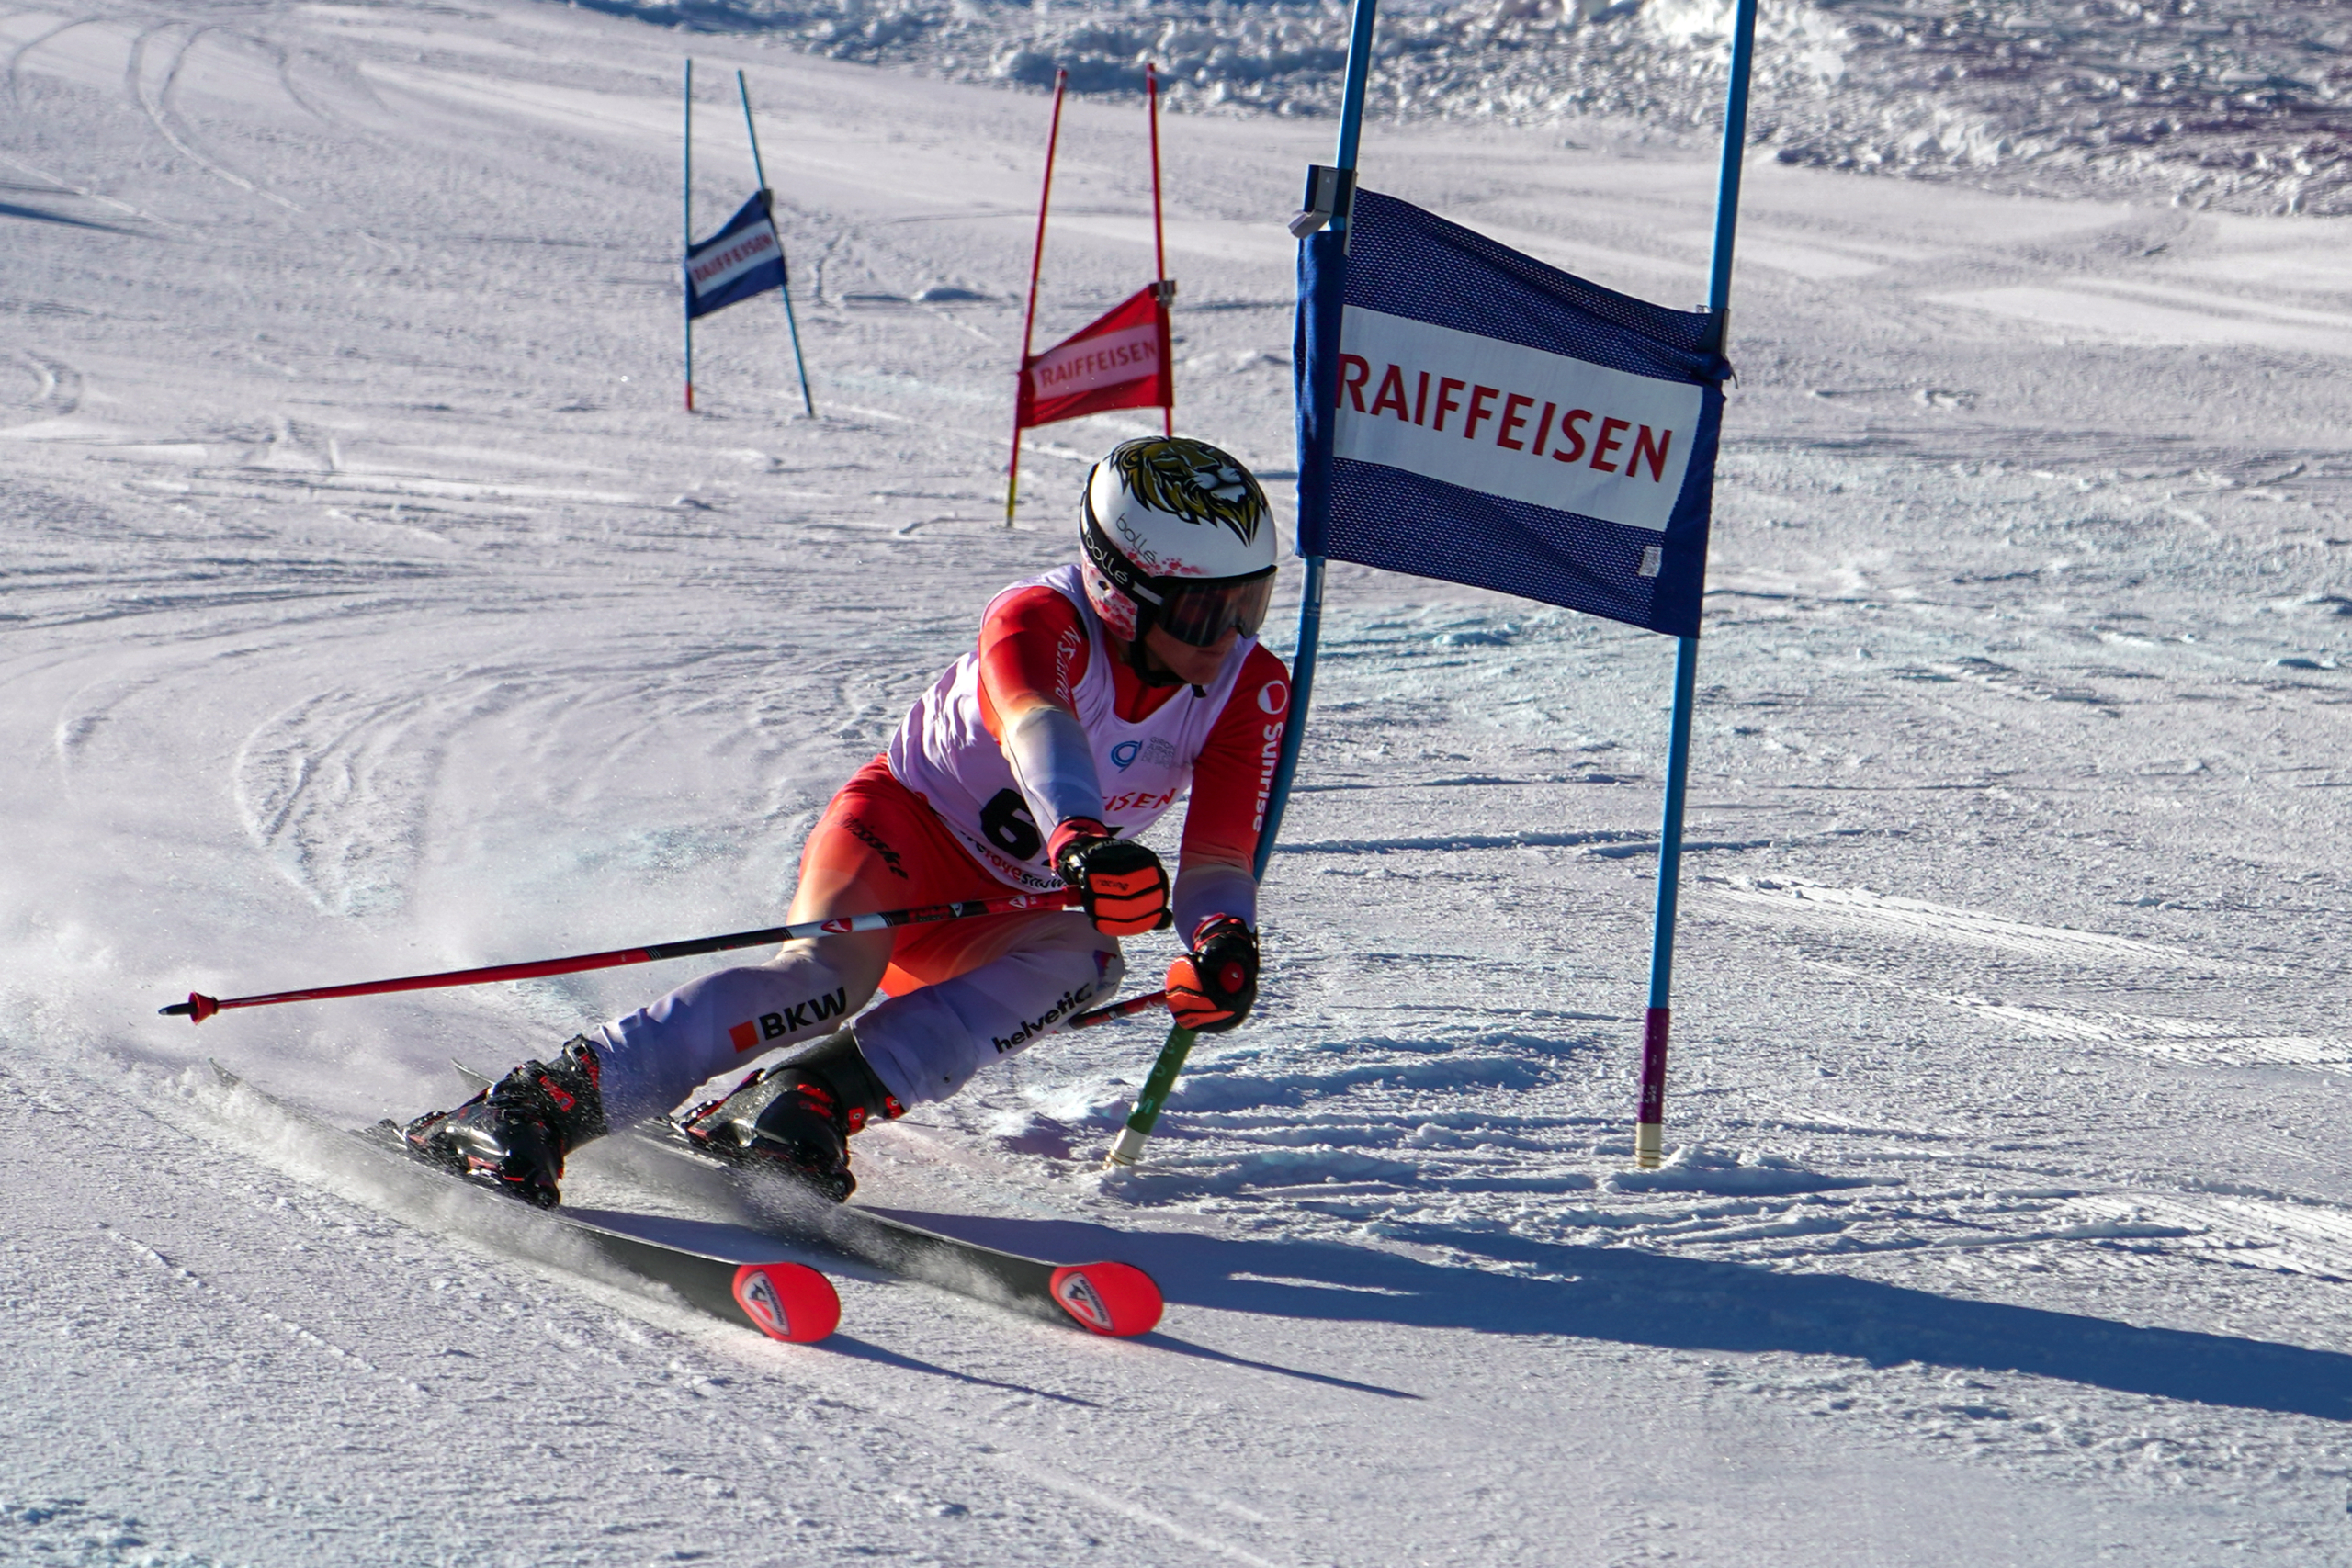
[{"left": 7, "top": 0, "right": 2352, "bottom": 1562}]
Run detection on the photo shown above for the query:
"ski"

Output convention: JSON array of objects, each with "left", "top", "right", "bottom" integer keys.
[
  {"left": 761, "top": 1181, "right": 1162, "bottom": 1338},
  {"left": 650, "top": 1131, "right": 1164, "bottom": 1337},
  {"left": 206, "top": 1064, "right": 841, "bottom": 1344},
  {"left": 456, "top": 1059, "right": 1157, "bottom": 1337}
]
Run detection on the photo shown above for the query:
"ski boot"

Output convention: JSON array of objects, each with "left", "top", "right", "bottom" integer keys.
[
  {"left": 676, "top": 1028, "right": 903, "bottom": 1203},
  {"left": 400, "top": 1035, "right": 608, "bottom": 1209}
]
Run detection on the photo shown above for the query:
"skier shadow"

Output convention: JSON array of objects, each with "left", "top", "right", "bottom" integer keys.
[
  {"left": 822, "top": 1336, "right": 1102, "bottom": 1409},
  {"left": 890, "top": 1209, "right": 2352, "bottom": 1421}
]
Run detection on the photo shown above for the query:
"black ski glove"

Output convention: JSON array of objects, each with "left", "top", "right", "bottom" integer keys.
[{"left": 1050, "top": 818, "right": 1171, "bottom": 935}]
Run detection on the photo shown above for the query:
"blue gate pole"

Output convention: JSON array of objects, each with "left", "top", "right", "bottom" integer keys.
[
  {"left": 735, "top": 71, "right": 817, "bottom": 419},
  {"left": 683, "top": 59, "right": 695, "bottom": 414},
  {"left": 1254, "top": 0, "right": 1378, "bottom": 884},
  {"left": 1634, "top": 0, "right": 1758, "bottom": 1171},
  {"left": 1102, "top": 0, "right": 1380, "bottom": 1172}
]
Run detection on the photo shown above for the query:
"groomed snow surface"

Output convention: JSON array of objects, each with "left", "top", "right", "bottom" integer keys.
[{"left": 6, "top": 1, "right": 2352, "bottom": 1562}]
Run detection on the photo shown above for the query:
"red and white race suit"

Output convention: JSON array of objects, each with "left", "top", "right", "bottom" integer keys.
[{"left": 585, "top": 565, "right": 1293, "bottom": 1119}]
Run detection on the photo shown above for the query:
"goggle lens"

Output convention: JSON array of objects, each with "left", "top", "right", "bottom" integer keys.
[{"left": 1156, "top": 574, "right": 1274, "bottom": 649}]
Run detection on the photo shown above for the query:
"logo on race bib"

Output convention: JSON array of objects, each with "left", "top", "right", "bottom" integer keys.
[
  {"left": 1102, "top": 786, "right": 1178, "bottom": 815},
  {"left": 1258, "top": 681, "right": 1289, "bottom": 716},
  {"left": 1109, "top": 737, "right": 1178, "bottom": 773}
]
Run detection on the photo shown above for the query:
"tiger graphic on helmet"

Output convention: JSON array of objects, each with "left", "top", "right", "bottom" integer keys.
[
  {"left": 1107, "top": 439, "right": 1269, "bottom": 550},
  {"left": 1080, "top": 437, "right": 1280, "bottom": 649}
]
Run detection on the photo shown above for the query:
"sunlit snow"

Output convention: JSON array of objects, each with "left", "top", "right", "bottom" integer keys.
[{"left": 6, "top": 0, "right": 2352, "bottom": 1561}]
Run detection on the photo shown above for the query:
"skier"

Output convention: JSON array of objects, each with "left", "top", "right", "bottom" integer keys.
[{"left": 401, "top": 437, "right": 1289, "bottom": 1206}]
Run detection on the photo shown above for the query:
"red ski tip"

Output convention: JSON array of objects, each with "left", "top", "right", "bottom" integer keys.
[
  {"left": 161, "top": 993, "right": 220, "bottom": 1024},
  {"left": 1048, "top": 1262, "right": 1162, "bottom": 1337},
  {"left": 730, "top": 1261, "right": 839, "bottom": 1343}
]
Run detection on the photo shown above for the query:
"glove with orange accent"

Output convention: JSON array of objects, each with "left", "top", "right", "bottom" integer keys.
[
  {"left": 1049, "top": 818, "right": 1171, "bottom": 936},
  {"left": 1165, "top": 916, "right": 1258, "bottom": 1033}
]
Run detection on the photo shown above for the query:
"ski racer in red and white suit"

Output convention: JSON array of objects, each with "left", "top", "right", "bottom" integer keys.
[{"left": 401, "top": 438, "right": 1288, "bottom": 1205}]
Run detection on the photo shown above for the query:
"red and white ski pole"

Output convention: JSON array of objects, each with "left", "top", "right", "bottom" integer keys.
[
  {"left": 1068, "top": 990, "right": 1167, "bottom": 1030},
  {"left": 162, "top": 891, "right": 1081, "bottom": 1024}
]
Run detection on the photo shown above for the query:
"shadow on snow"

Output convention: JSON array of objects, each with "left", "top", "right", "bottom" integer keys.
[
  {"left": 890, "top": 1208, "right": 2352, "bottom": 1423},
  {"left": 0, "top": 200, "right": 134, "bottom": 233}
]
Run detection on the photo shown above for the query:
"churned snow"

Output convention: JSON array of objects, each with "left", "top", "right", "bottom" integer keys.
[
  {"left": 591, "top": 0, "right": 2352, "bottom": 215},
  {"left": 6, "top": 0, "right": 2352, "bottom": 1562}
]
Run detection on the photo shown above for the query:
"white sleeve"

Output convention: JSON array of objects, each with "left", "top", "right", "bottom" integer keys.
[
  {"left": 1001, "top": 704, "right": 1104, "bottom": 832},
  {"left": 1172, "top": 861, "right": 1257, "bottom": 941}
]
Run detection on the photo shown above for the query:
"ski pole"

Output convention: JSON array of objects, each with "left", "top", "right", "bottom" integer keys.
[
  {"left": 1069, "top": 991, "right": 1193, "bottom": 1168},
  {"left": 1068, "top": 990, "right": 1168, "bottom": 1030},
  {"left": 1103, "top": 1027, "right": 1196, "bottom": 1168},
  {"left": 162, "top": 891, "right": 1080, "bottom": 1024}
]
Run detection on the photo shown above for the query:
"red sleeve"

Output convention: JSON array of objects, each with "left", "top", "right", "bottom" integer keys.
[
  {"left": 976, "top": 586, "right": 1091, "bottom": 741},
  {"left": 1179, "top": 644, "right": 1294, "bottom": 869}
]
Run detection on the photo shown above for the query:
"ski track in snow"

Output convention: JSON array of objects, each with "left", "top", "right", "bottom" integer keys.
[{"left": 8, "top": 0, "right": 2352, "bottom": 1561}]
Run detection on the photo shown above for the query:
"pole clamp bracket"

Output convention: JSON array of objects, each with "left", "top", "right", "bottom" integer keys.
[{"left": 1287, "top": 164, "right": 1356, "bottom": 239}]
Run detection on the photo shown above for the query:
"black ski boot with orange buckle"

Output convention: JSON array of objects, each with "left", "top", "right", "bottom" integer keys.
[{"left": 676, "top": 1028, "right": 902, "bottom": 1203}]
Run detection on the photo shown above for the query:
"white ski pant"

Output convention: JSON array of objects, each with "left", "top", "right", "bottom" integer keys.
[{"left": 587, "top": 915, "right": 1123, "bottom": 1124}]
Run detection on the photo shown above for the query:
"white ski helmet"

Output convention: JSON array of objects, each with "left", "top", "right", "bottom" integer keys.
[{"left": 1079, "top": 437, "right": 1277, "bottom": 649}]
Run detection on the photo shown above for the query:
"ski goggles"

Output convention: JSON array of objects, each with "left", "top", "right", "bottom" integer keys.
[{"left": 1151, "top": 570, "right": 1275, "bottom": 649}]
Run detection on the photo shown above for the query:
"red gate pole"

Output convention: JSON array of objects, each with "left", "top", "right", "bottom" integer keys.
[
  {"left": 1148, "top": 61, "right": 1171, "bottom": 438},
  {"left": 1007, "top": 67, "right": 1069, "bottom": 525}
]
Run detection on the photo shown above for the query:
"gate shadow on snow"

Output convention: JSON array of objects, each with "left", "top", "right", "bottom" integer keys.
[
  {"left": 870, "top": 1207, "right": 2352, "bottom": 1423},
  {"left": 0, "top": 199, "right": 134, "bottom": 233}
]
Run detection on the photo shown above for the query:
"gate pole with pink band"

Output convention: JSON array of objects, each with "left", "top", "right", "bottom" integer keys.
[{"left": 1634, "top": 0, "right": 1758, "bottom": 1169}]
